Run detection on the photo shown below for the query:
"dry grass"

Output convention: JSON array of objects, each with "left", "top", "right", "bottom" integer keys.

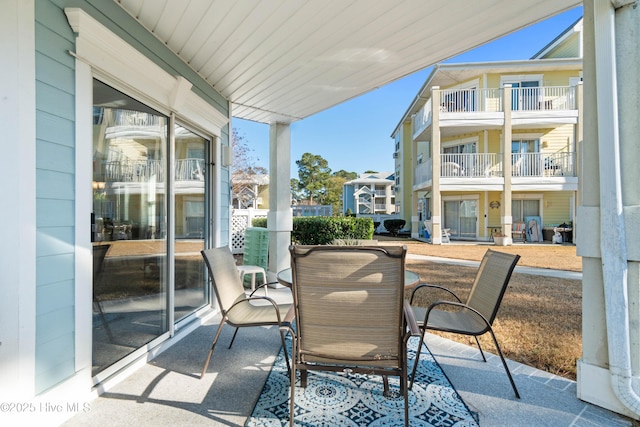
[{"left": 378, "top": 236, "right": 582, "bottom": 380}]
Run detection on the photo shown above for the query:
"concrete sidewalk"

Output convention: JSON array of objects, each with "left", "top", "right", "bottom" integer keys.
[{"left": 407, "top": 253, "right": 582, "bottom": 280}]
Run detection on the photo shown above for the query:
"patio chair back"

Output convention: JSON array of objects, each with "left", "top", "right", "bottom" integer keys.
[
  {"left": 512, "top": 221, "right": 526, "bottom": 243},
  {"left": 290, "top": 245, "right": 406, "bottom": 364},
  {"left": 202, "top": 246, "right": 246, "bottom": 314},
  {"left": 288, "top": 244, "right": 412, "bottom": 426},
  {"left": 466, "top": 249, "right": 520, "bottom": 330}
]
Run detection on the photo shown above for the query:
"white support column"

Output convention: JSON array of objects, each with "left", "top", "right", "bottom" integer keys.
[
  {"left": 267, "top": 123, "right": 293, "bottom": 282},
  {"left": 0, "top": 0, "right": 36, "bottom": 401},
  {"left": 502, "top": 84, "right": 513, "bottom": 242},
  {"left": 577, "top": 0, "right": 640, "bottom": 419},
  {"left": 410, "top": 123, "right": 419, "bottom": 238},
  {"left": 430, "top": 87, "right": 442, "bottom": 244}
]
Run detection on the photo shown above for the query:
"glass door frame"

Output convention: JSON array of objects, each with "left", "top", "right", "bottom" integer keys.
[
  {"left": 442, "top": 195, "right": 479, "bottom": 240},
  {"left": 90, "top": 81, "right": 215, "bottom": 383}
]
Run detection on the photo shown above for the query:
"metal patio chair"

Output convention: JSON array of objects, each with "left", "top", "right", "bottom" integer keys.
[
  {"left": 287, "top": 245, "right": 419, "bottom": 427},
  {"left": 409, "top": 249, "right": 521, "bottom": 398},
  {"left": 200, "top": 246, "right": 291, "bottom": 378},
  {"left": 512, "top": 221, "right": 526, "bottom": 243}
]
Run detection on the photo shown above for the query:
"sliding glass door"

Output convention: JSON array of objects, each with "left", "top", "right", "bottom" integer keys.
[
  {"left": 443, "top": 199, "right": 478, "bottom": 239},
  {"left": 92, "top": 79, "right": 169, "bottom": 375},
  {"left": 174, "top": 126, "right": 208, "bottom": 322},
  {"left": 91, "top": 80, "right": 211, "bottom": 376}
]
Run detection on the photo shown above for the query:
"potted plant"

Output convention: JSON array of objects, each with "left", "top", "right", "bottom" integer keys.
[{"left": 493, "top": 232, "right": 512, "bottom": 246}]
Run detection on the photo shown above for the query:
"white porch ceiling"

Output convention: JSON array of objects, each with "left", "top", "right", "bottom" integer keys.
[{"left": 115, "top": 0, "right": 581, "bottom": 124}]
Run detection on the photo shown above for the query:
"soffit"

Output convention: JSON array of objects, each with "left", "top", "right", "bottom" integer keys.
[{"left": 115, "top": 0, "right": 581, "bottom": 124}]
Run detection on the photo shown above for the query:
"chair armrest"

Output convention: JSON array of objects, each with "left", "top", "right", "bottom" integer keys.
[
  {"left": 404, "top": 300, "right": 421, "bottom": 336},
  {"left": 283, "top": 304, "right": 295, "bottom": 325},
  {"left": 409, "top": 283, "right": 462, "bottom": 304},
  {"left": 227, "top": 295, "right": 285, "bottom": 325},
  {"left": 426, "top": 300, "right": 491, "bottom": 327},
  {"left": 248, "top": 282, "right": 271, "bottom": 297},
  {"left": 279, "top": 305, "right": 296, "bottom": 337}
]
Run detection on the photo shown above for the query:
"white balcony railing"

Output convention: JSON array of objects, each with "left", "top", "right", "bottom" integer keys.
[
  {"left": 99, "top": 158, "right": 205, "bottom": 183},
  {"left": 417, "top": 86, "right": 576, "bottom": 117},
  {"left": 511, "top": 86, "right": 576, "bottom": 111},
  {"left": 440, "top": 88, "right": 502, "bottom": 112},
  {"left": 511, "top": 152, "right": 576, "bottom": 177},
  {"left": 411, "top": 86, "right": 576, "bottom": 139},
  {"left": 441, "top": 153, "right": 500, "bottom": 177},
  {"left": 414, "top": 159, "right": 432, "bottom": 186},
  {"left": 412, "top": 98, "right": 432, "bottom": 136},
  {"left": 414, "top": 152, "right": 575, "bottom": 183}
]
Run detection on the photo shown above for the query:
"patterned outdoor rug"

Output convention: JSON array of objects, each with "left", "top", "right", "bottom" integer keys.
[{"left": 246, "top": 335, "right": 478, "bottom": 426}]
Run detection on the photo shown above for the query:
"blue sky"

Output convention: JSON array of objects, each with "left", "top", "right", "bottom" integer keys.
[{"left": 233, "top": 6, "right": 583, "bottom": 176}]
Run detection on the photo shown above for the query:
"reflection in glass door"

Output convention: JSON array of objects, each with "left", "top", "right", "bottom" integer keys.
[
  {"left": 512, "top": 199, "right": 541, "bottom": 222},
  {"left": 511, "top": 81, "right": 539, "bottom": 110},
  {"left": 92, "top": 79, "right": 168, "bottom": 375},
  {"left": 512, "top": 139, "right": 540, "bottom": 176},
  {"left": 174, "top": 126, "right": 208, "bottom": 321},
  {"left": 443, "top": 200, "right": 478, "bottom": 239}
]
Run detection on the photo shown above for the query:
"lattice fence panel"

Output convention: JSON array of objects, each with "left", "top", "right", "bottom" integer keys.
[{"left": 231, "top": 209, "right": 268, "bottom": 254}]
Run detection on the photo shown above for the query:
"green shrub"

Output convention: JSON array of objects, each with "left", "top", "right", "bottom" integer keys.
[
  {"left": 383, "top": 219, "right": 406, "bottom": 236},
  {"left": 252, "top": 217, "right": 267, "bottom": 228},
  {"left": 291, "top": 216, "right": 373, "bottom": 244},
  {"left": 250, "top": 216, "right": 374, "bottom": 244}
]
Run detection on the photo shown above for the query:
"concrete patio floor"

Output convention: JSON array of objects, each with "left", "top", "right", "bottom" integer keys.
[{"left": 63, "top": 257, "right": 634, "bottom": 427}]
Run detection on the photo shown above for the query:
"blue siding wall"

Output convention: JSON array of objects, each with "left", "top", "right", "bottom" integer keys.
[
  {"left": 35, "top": 0, "right": 77, "bottom": 393},
  {"left": 35, "top": 0, "right": 230, "bottom": 393}
]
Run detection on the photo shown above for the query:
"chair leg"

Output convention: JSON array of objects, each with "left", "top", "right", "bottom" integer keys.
[
  {"left": 383, "top": 375, "right": 390, "bottom": 397},
  {"left": 409, "top": 330, "right": 426, "bottom": 390},
  {"left": 488, "top": 327, "right": 520, "bottom": 399},
  {"left": 228, "top": 327, "right": 240, "bottom": 349},
  {"left": 289, "top": 338, "right": 297, "bottom": 427},
  {"left": 201, "top": 317, "right": 226, "bottom": 378},
  {"left": 403, "top": 363, "right": 409, "bottom": 427},
  {"left": 279, "top": 329, "right": 291, "bottom": 374},
  {"left": 474, "top": 336, "right": 487, "bottom": 362}
]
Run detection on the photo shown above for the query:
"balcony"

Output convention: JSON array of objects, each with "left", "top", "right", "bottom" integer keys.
[
  {"left": 412, "top": 86, "right": 578, "bottom": 139},
  {"left": 414, "top": 152, "right": 575, "bottom": 187},
  {"left": 441, "top": 153, "right": 501, "bottom": 178},
  {"left": 512, "top": 152, "right": 576, "bottom": 177},
  {"left": 98, "top": 158, "right": 205, "bottom": 183},
  {"left": 412, "top": 97, "right": 432, "bottom": 137}
]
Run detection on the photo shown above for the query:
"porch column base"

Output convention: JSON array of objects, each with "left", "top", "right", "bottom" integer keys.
[
  {"left": 266, "top": 210, "right": 292, "bottom": 284},
  {"left": 411, "top": 215, "right": 420, "bottom": 240},
  {"left": 577, "top": 359, "right": 640, "bottom": 420}
]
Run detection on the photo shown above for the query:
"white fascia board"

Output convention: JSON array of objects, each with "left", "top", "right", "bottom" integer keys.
[{"left": 64, "top": 8, "right": 228, "bottom": 136}]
